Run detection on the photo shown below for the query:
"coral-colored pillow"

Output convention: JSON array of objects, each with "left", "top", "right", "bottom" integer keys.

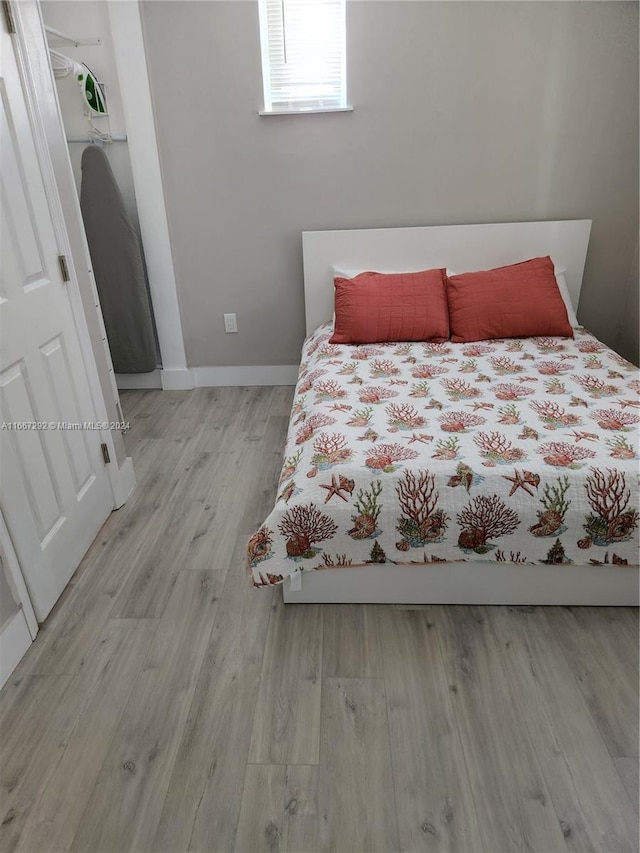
[
  {"left": 447, "top": 256, "right": 573, "bottom": 343},
  {"left": 330, "top": 269, "right": 449, "bottom": 344}
]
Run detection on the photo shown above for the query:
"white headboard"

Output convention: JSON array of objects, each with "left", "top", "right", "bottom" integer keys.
[{"left": 302, "top": 220, "right": 592, "bottom": 335}]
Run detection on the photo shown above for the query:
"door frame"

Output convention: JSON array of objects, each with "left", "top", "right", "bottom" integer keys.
[
  {"left": 0, "top": 510, "right": 38, "bottom": 640},
  {"left": 107, "top": 1, "right": 192, "bottom": 391},
  {"left": 0, "top": 509, "right": 38, "bottom": 689},
  {"left": 7, "top": 0, "right": 135, "bottom": 507}
]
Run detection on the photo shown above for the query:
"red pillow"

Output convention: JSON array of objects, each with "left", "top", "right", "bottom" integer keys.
[
  {"left": 446, "top": 256, "right": 573, "bottom": 343},
  {"left": 330, "top": 269, "right": 449, "bottom": 344}
]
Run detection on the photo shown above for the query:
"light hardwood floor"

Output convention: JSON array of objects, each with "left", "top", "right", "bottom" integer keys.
[{"left": 1, "top": 387, "right": 638, "bottom": 853}]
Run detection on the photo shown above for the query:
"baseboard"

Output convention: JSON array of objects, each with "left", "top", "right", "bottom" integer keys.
[
  {"left": 161, "top": 368, "right": 195, "bottom": 390},
  {"left": 116, "top": 370, "right": 162, "bottom": 390},
  {"left": 193, "top": 365, "right": 299, "bottom": 387},
  {"left": 117, "top": 365, "right": 299, "bottom": 389}
]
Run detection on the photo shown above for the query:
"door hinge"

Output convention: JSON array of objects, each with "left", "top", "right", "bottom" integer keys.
[
  {"left": 2, "top": 1, "right": 15, "bottom": 34},
  {"left": 58, "top": 254, "right": 70, "bottom": 282},
  {"left": 100, "top": 442, "right": 110, "bottom": 464}
]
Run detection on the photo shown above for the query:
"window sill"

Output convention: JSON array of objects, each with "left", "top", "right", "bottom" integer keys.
[{"left": 258, "top": 106, "right": 354, "bottom": 117}]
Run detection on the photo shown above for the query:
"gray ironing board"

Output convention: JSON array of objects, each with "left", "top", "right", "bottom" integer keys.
[{"left": 80, "top": 145, "right": 157, "bottom": 373}]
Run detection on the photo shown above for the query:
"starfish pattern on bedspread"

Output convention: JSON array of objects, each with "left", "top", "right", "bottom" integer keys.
[{"left": 247, "top": 324, "right": 640, "bottom": 587}]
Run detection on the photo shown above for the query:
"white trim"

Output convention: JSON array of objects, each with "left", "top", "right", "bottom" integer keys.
[
  {"left": 0, "top": 510, "right": 38, "bottom": 639},
  {"left": 109, "top": 456, "right": 136, "bottom": 509},
  {"left": 259, "top": 106, "right": 354, "bottom": 116},
  {"left": 283, "top": 561, "right": 639, "bottom": 606},
  {"left": 107, "top": 2, "right": 188, "bottom": 373},
  {"left": 116, "top": 370, "right": 162, "bottom": 390},
  {"left": 193, "top": 365, "right": 299, "bottom": 387},
  {"left": 161, "top": 368, "right": 195, "bottom": 391},
  {"left": 0, "top": 610, "right": 33, "bottom": 690},
  {"left": 115, "top": 366, "right": 299, "bottom": 389},
  {"left": 115, "top": 366, "right": 299, "bottom": 390}
]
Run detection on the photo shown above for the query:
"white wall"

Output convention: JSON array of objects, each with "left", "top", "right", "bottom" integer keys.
[{"left": 141, "top": 0, "right": 639, "bottom": 368}]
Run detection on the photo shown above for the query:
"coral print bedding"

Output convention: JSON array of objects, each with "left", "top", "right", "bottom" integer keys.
[{"left": 247, "top": 323, "right": 640, "bottom": 587}]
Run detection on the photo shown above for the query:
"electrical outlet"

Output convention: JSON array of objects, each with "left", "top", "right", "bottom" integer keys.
[{"left": 224, "top": 313, "right": 238, "bottom": 333}]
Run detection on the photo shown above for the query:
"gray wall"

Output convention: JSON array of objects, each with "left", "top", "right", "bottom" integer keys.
[
  {"left": 141, "top": 1, "right": 639, "bottom": 368},
  {"left": 620, "top": 240, "right": 639, "bottom": 364}
]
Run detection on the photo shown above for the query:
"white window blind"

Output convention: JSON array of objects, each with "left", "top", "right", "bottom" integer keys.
[{"left": 258, "top": 0, "right": 347, "bottom": 113}]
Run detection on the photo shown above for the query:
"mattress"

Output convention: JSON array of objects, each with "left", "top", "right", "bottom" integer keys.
[{"left": 247, "top": 324, "right": 640, "bottom": 586}]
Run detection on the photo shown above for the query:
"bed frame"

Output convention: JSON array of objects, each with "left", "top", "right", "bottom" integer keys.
[
  {"left": 302, "top": 219, "right": 591, "bottom": 333},
  {"left": 282, "top": 220, "right": 638, "bottom": 605}
]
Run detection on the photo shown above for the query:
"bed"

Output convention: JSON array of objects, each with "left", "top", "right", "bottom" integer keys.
[{"left": 246, "top": 220, "right": 639, "bottom": 605}]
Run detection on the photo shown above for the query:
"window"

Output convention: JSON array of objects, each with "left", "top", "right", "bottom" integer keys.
[{"left": 258, "top": 0, "right": 349, "bottom": 114}]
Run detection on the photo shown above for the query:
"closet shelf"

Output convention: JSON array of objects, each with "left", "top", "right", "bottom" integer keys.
[
  {"left": 66, "top": 136, "right": 127, "bottom": 144},
  {"left": 45, "top": 25, "right": 101, "bottom": 47}
]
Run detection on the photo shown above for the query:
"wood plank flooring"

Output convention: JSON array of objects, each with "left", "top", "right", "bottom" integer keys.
[{"left": 0, "top": 387, "right": 637, "bottom": 853}]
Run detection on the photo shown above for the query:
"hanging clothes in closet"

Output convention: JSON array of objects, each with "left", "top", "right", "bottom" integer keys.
[{"left": 80, "top": 145, "right": 157, "bottom": 373}]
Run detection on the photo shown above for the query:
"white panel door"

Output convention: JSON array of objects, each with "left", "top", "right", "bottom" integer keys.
[{"left": 0, "top": 13, "right": 113, "bottom": 620}]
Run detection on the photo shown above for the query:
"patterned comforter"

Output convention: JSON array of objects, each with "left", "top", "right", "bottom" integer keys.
[{"left": 247, "top": 324, "right": 640, "bottom": 586}]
